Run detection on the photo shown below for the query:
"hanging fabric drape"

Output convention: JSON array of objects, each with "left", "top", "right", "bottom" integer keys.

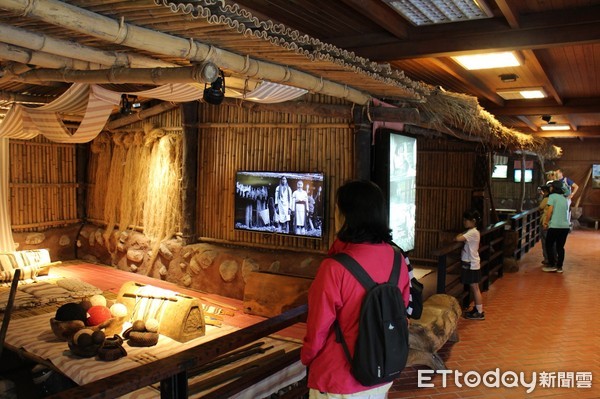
[
  {"left": 0, "top": 84, "right": 121, "bottom": 143},
  {"left": 228, "top": 81, "right": 308, "bottom": 103},
  {"left": 0, "top": 80, "right": 307, "bottom": 244},
  {"left": 0, "top": 138, "right": 15, "bottom": 252},
  {"left": 0, "top": 81, "right": 307, "bottom": 143},
  {"left": 0, "top": 83, "right": 212, "bottom": 143}
]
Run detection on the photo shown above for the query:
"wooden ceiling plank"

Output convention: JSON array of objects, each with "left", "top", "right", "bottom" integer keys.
[
  {"left": 532, "top": 130, "right": 600, "bottom": 138},
  {"left": 340, "top": 0, "right": 409, "bottom": 39},
  {"left": 356, "top": 20, "right": 600, "bottom": 60},
  {"left": 495, "top": 0, "right": 520, "bottom": 28},
  {"left": 516, "top": 115, "right": 537, "bottom": 132},
  {"left": 488, "top": 97, "right": 600, "bottom": 115},
  {"left": 522, "top": 49, "right": 562, "bottom": 105},
  {"left": 429, "top": 58, "right": 504, "bottom": 105},
  {"left": 353, "top": 4, "right": 600, "bottom": 60}
]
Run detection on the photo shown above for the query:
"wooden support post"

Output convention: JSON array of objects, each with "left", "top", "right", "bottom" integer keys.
[
  {"left": 181, "top": 102, "right": 199, "bottom": 246},
  {"left": 75, "top": 143, "right": 89, "bottom": 221},
  {"left": 353, "top": 107, "right": 372, "bottom": 180},
  {"left": 518, "top": 152, "right": 526, "bottom": 212},
  {"left": 436, "top": 255, "right": 447, "bottom": 294},
  {"left": 160, "top": 371, "right": 188, "bottom": 399}
]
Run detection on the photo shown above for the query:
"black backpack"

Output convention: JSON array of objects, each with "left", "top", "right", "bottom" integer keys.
[{"left": 332, "top": 247, "right": 409, "bottom": 386}]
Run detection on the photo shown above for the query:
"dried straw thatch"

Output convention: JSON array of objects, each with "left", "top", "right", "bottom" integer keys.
[
  {"left": 418, "top": 89, "right": 562, "bottom": 159},
  {"left": 160, "top": 0, "right": 560, "bottom": 159},
  {"left": 89, "top": 124, "right": 182, "bottom": 271}
]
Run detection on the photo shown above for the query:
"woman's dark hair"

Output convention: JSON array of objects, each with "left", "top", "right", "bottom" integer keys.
[
  {"left": 550, "top": 180, "right": 564, "bottom": 195},
  {"left": 463, "top": 209, "right": 481, "bottom": 224},
  {"left": 336, "top": 180, "right": 392, "bottom": 243}
]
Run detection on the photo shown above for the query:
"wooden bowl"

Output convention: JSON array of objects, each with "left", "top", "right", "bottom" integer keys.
[
  {"left": 50, "top": 317, "right": 115, "bottom": 341},
  {"left": 50, "top": 318, "right": 86, "bottom": 341},
  {"left": 67, "top": 340, "right": 102, "bottom": 358}
]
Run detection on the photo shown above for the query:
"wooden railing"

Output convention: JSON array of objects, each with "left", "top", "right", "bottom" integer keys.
[
  {"left": 431, "top": 222, "right": 507, "bottom": 307},
  {"left": 510, "top": 208, "right": 542, "bottom": 260},
  {"left": 48, "top": 305, "right": 307, "bottom": 399}
]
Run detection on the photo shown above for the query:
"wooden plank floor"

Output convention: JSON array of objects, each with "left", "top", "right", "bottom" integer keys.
[{"left": 389, "top": 229, "right": 600, "bottom": 398}]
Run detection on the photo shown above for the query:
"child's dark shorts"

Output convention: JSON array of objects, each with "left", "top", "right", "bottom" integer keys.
[{"left": 461, "top": 261, "right": 481, "bottom": 284}]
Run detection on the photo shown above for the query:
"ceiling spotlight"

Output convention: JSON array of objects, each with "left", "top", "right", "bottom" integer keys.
[
  {"left": 199, "top": 61, "right": 220, "bottom": 83},
  {"left": 499, "top": 73, "right": 518, "bottom": 82},
  {"left": 541, "top": 115, "right": 552, "bottom": 123},
  {"left": 120, "top": 94, "right": 140, "bottom": 115},
  {"left": 203, "top": 69, "right": 225, "bottom": 105}
]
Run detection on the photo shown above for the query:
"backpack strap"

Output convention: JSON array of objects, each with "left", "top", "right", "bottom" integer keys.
[
  {"left": 330, "top": 246, "right": 402, "bottom": 365},
  {"left": 332, "top": 247, "right": 402, "bottom": 290},
  {"left": 331, "top": 252, "right": 376, "bottom": 291}
]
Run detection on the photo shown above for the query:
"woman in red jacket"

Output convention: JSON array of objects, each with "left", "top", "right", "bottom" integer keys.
[{"left": 301, "top": 180, "right": 411, "bottom": 398}]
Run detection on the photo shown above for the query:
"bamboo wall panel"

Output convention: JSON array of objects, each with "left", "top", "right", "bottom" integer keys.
[
  {"left": 197, "top": 97, "right": 353, "bottom": 252},
  {"left": 412, "top": 138, "right": 478, "bottom": 261},
  {"left": 9, "top": 137, "right": 78, "bottom": 231}
]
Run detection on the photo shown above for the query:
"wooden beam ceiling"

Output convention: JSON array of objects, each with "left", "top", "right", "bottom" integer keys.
[
  {"left": 487, "top": 98, "right": 600, "bottom": 116},
  {"left": 353, "top": 5, "right": 600, "bottom": 60},
  {"left": 339, "top": 0, "right": 409, "bottom": 39}
]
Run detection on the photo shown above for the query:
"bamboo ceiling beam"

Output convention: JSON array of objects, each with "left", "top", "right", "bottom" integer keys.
[
  {"left": 106, "top": 102, "right": 179, "bottom": 131},
  {"left": 0, "top": 23, "right": 175, "bottom": 68},
  {"left": 0, "top": 89, "right": 53, "bottom": 104},
  {"left": 0, "top": 0, "right": 372, "bottom": 104},
  {"left": 17, "top": 65, "right": 215, "bottom": 84},
  {"left": 0, "top": 42, "right": 97, "bottom": 73}
]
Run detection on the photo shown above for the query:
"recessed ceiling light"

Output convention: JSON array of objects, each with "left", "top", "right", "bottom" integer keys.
[
  {"left": 453, "top": 52, "right": 521, "bottom": 70},
  {"left": 519, "top": 89, "right": 546, "bottom": 99},
  {"left": 540, "top": 124, "right": 570, "bottom": 131},
  {"left": 497, "top": 88, "right": 546, "bottom": 100}
]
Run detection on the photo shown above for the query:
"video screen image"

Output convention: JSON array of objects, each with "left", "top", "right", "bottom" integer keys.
[
  {"left": 388, "top": 133, "right": 417, "bottom": 252},
  {"left": 234, "top": 171, "right": 325, "bottom": 238}
]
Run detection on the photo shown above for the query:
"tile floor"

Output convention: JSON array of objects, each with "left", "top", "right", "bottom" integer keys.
[{"left": 389, "top": 229, "right": 600, "bottom": 399}]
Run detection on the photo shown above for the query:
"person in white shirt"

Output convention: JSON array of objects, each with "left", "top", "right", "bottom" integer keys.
[{"left": 455, "top": 209, "right": 484, "bottom": 320}]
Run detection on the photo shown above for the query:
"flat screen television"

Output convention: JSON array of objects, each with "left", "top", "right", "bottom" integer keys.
[
  {"left": 372, "top": 130, "right": 417, "bottom": 252},
  {"left": 492, "top": 164, "right": 508, "bottom": 179},
  {"left": 514, "top": 169, "right": 533, "bottom": 183},
  {"left": 234, "top": 171, "right": 325, "bottom": 238}
]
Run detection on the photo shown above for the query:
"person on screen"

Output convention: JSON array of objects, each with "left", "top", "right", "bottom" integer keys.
[
  {"left": 301, "top": 180, "right": 411, "bottom": 398},
  {"left": 275, "top": 176, "right": 292, "bottom": 233},
  {"left": 313, "top": 185, "right": 323, "bottom": 229},
  {"left": 292, "top": 180, "right": 309, "bottom": 235},
  {"left": 455, "top": 209, "right": 485, "bottom": 320},
  {"left": 306, "top": 185, "right": 316, "bottom": 232}
]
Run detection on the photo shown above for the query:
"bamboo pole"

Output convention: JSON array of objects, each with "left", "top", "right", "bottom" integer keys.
[
  {"left": 0, "top": 89, "right": 53, "bottom": 104},
  {"left": 0, "top": 42, "right": 97, "bottom": 73},
  {"left": 18, "top": 65, "right": 216, "bottom": 85},
  {"left": 0, "top": 22, "right": 174, "bottom": 68},
  {"left": 106, "top": 102, "right": 179, "bottom": 130},
  {"left": 2, "top": 0, "right": 373, "bottom": 104}
]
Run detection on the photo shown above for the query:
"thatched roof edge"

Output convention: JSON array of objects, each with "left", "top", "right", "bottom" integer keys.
[
  {"left": 155, "top": 0, "right": 560, "bottom": 159},
  {"left": 154, "top": 0, "right": 430, "bottom": 101}
]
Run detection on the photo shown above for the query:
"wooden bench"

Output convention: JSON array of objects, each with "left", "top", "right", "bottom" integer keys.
[{"left": 407, "top": 294, "right": 461, "bottom": 370}]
